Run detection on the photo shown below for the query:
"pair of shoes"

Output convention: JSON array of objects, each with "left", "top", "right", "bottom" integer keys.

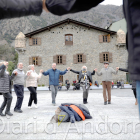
[
  {"left": 83, "top": 99, "right": 88, "bottom": 104},
  {"left": 5, "top": 111, "right": 13, "bottom": 116},
  {"left": 14, "top": 109, "right": 23, "bottom": 113},
  {"left": 108, "top": 101, "right": 111, "bottom": 104},
  {"left": 0, "top": 108, "right": 5, "bottom": 116},
  {"left": 104, "top": 101, "right": 107, "bottom": 105},
  {"left": 34, "top": 104, "right": 38, "bottom": 108},
  {"left": 28, "top": 106, "right": 32, "bottom": 109}
]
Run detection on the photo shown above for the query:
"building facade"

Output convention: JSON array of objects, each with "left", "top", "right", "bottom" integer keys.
[{"left": 15, "top": 19, "right": 128, "bottom": 86}]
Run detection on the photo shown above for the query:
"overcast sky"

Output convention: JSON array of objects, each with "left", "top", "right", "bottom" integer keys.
[{"left": 101, "top": 0, "right": 123, "bottom": 6}]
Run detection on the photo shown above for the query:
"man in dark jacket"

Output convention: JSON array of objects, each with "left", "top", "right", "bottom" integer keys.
[
  {"left": 0, "top": 0, "right": 104, "bottom": 19},
  {"left": 41, "top": 63, "right": 70, "bottom": 105},
  {"left": 0, "top": 62, "right": 17, "bottom": 116},
  {"left": 70, "top": 66, "right": 95, "bottom": 104}
]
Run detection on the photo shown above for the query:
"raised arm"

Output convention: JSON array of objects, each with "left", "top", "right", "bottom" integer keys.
[
  {"left": 37, "top": 72, "right": 42, "bottom": 79},
  {"left": 70, "top": 69, "right": 80, "bottom": 74},
  {"left": 118, "top": 68, "right": 128, "bottom": 73},
  {"left": 42, "top": 70, "right": 49, "bottom": 76},
  {"left": 111, "top": 67, "right": 118, "bottom": 75},
  {"left": 0, "top": 0, "right": 43, "bottom": 19},
  {"left": 94, "top": 68, "right": 102, "bottom": 76},
  {"left": 91, "top": 70, "right": 95, "bottom": 75},
  {"left": 46, "top": 0, "right": 104, "bottom": 16},
  {"left": 10, "top": 72, "right": 16, "bottom": 80},
  {"left": 0, "top": 0, "right": 103, "bottom": 19},
  {"left": 59, "top": 69, "right": 68, "bottom": 75}
]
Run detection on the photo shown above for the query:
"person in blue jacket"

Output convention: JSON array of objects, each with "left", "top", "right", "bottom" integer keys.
[{"left": 41, "top": 63, "right": 70, "bottom": 105}]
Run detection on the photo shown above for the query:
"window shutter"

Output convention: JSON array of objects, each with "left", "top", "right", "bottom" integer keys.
[
  {"left": 29, "top": 38, "right": 33, "bottom": 46},
  {"left": 99, "top": 35, "right": 103, "bottom": 43},
  {"left": 107, "top": 34, "right": 110, "bottom": 43},
  {"left": 99, "top": 53, "right": 103, "bottom": 63},
  {"left": 53, "top": 55, "right": 57, "bottom": 63},
  {"left": 38, "top": 57, "right": 42, "bottom": 66},
  {"left": 83, "top": 54, "right": 86, "bottom": 63},
  {"left": 73, "top": 55, "right": 77, "bottom": 64},
  {"left": 38, "top": 38, "right": 41, "bottom": 45},
  {"left": 62, "top": 55, "right": 66, "bottom": 65},
  {"left": 29, "top": 57, "right": 32, "bottom": 65},
  {"left": 109, "top": 53, "right": 113, "bottom": 63}
]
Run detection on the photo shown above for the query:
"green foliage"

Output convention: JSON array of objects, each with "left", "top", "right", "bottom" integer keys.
[
  {"left": 42, "top": 84, "right": 45, "bottom": 87},
  {"left": 7, "top": 61, "right": 15, "bottom": 75},
  {"left": 38, "top": 85, "right": 41, "bottom": 87}
]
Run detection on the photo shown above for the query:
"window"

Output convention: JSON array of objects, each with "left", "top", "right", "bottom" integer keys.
[
  {"left": 29, "top": 57, "right": 42, "bottom": 66},
  {"left": 99, "top": 52, "right": 112, "bottom": 63},
  {"left": 99, "top": 34, "right": 110, "bottom": 43},
  {"left": 53, "top": 55, "right": 66, "bottom": 65},
  {"left": 33, "top": 38, "right": 38, "bottom": 45},
  {"left": 57, "top": 55, "right": 63, "bottom": 64},
  {"left": 103, "top": 53, "right": 109, "bottom": 62},
  {"left": 73, "top": 54, "right": 86, "bottom": 64},
  {"left": 103, "top": 35, "right": 108, "bottom": 42},
  {"left": 29, "top": 38, "right": 41, "bottom": 46},
  {"left": 32, "top": 57, "right": 38, "bottom": 65},
  {"left": 77, "top": 54, "right": 83, "bottom": 63},
  {"left": 65, "top": 34, "right": 73, "bottom": 45}
]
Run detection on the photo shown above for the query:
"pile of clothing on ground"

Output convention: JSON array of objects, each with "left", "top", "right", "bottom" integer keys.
[{"left": 50, "top": 103, "right": 92, "bottom": 123}]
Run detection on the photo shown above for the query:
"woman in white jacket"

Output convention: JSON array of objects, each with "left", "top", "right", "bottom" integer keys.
[{"left": 26, "top": 65, "right": 42, "bottom": 109}]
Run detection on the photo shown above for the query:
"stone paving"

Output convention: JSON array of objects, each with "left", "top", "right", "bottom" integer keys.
[{"left": 0, "top": 89, "right": 140, "bottom": 140}]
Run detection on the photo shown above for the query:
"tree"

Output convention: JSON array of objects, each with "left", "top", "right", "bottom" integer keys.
[{"left": 7, "top": 61, "right": 15, "bottom": 75}]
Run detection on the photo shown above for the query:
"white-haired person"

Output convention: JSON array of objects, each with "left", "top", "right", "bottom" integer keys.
[
  {"left": 41, "top": 63, "right": 70, "bottom": 106},
  {"left": 70, "top": 66, "right": 95, "bottom": 104},
  {"left": 94, "top": 62, "right": 118, "bottom": 105},
  {"left": 26, "top": 65, "right": 42, "bottom": 109},
  {"left": 12, "top": 63, "right": 27, "bottom": 113},
  {"left": 0, "top": 61, "right": 17, "bottom": 116}
]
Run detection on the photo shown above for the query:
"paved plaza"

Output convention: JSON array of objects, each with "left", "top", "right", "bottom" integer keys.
[{"left": 0, "top": 88, "right": 140, "bottom": 140}]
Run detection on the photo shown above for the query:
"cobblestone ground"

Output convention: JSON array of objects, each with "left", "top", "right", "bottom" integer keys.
[{"left": 0, "top": 89, "right": 140, "bottom": 140}]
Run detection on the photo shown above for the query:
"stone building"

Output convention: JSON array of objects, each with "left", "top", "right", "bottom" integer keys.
[{"left": 15, "top": 18, "right": 128, "bottom": 86}]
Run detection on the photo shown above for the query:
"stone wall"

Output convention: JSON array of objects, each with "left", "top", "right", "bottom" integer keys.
[{"left": 17, "top": 23, "right": 128, "bottom": 86}]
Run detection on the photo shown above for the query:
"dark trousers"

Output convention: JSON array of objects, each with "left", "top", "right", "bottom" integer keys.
[
  {"left": 14, "top": 85, "right": 24, "bottom": 110},
  {"left": 132, "top": 89, "right": 137, "bottom": 99},
  {"left": 27, "top": 87, "right": 37, "bottom": 106},
  {"left": 1, "top": 93, "right": 13, "bottom": 112}
]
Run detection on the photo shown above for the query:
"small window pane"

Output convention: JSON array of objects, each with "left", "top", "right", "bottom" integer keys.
[
  {"left": 69, "top": 36, "right": 73, "bottom": 41},
  {"left": 65, "top": 36, "right": 69, "bottom": 41}
]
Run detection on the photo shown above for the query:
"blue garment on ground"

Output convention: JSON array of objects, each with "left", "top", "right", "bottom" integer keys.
[{"left": 59, "top": 106, "right": 75, "bottom": 123}]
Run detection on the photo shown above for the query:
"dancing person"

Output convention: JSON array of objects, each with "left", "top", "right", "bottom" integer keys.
[
  {"left": 70, "top": 66, "right": 95, "bottom": 104},
  {"left": 117, "top": 80, "right": 121, "bottom": 89},
  {"left": 116, "top": 67, "right": 138, "bottom": 105},
  {"left": 12, "top": 63, "right": 27, "bottom": 113},
  {"left": 41, "top": 63, "right": 70, "bottom": 105},
  {"left": 94, "top": 62, "right": 118, "bottom": 105},
  {"left": 0, "top": 61, "right": 17, "bottom": 116},
  {"left": 26, "top": 65, "right": 42, "bottom": 109},
  {"left": 65, "top": 80, "right": 70, "bottom": 91},
  {"left": 0, "top": 0, "right": 104, "bottom": 19}
]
